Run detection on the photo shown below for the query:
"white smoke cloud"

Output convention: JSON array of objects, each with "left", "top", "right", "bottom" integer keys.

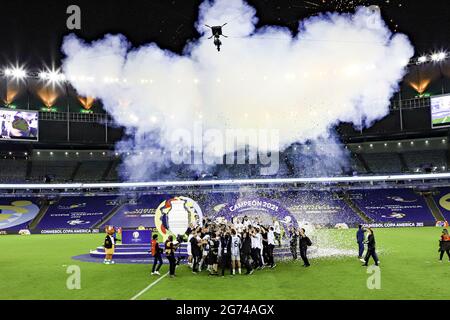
[{"left": 61, "top": 0, "right": 414, "bottom": 181}]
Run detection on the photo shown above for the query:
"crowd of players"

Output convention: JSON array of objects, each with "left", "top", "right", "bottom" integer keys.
[
  {"left": 126, "top": 218, "right": 450, "bottom": 278},
  {"left": 152, "top": 216, "right": 313, "bottom": 278}
]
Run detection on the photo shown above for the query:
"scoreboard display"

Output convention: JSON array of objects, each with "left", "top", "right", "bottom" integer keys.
[
  {"left": 431, "top": 94, "right": 450, "bottom": 129},
  {"left": 0, "top": 108, "right": 38, "bottom": 141}
]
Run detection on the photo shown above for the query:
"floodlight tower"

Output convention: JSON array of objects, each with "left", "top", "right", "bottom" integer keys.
[{"left": 3, "top": 66, "right": 30, "bottom": 109}]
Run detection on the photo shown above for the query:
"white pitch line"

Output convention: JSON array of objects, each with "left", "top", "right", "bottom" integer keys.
[{"left": 130, "top": 272, "right": 169, "bottom": 300}]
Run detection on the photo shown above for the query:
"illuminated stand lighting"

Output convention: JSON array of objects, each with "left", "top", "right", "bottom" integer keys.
[
  {"left": 1, "top": 66, "right": 70, "bottom": 111},
  {"left": 410, "top": 50, "right": 448, "bottom": 95},
  {"left": 413, "top": 51, "right": 448, "bottom": 65},
  {"left": 4, "top": 66, "right": 28, "bottom": 80},
  {"left": 3, "top": 66, "right": 30, "bottom": 109},
  {"left": 2, "top": 172, "right": 450, "bottom": 190}
]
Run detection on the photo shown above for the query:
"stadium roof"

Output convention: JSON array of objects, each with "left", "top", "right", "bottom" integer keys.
[{"left": 0, "top": 0, "right": 448, "bottom": 68}]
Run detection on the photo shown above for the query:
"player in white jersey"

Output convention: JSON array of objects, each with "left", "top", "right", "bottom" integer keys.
[
  {"left": 273, "top": 218, "right": 281, "bottom": 246},
  {"left": 230, "top": 229, "right": 242, "bottom": 275},
  {"left": 235, "top": 220, "right": 244, "bottom": 233},
  {"left": 256, "top": 228, "right": 265, "bottom": 268},
  {"left": 187, "top": 233, "right": 194, "bottom": 268}
]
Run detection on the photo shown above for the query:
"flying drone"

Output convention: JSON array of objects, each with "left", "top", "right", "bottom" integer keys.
[{"left": 205, "top": 23, "right": 227, "bottom": 52}]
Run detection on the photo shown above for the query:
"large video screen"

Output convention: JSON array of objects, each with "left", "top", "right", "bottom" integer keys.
[
  {"left": 431, "top": 94, "right": 450, "bottom": 128},
  {"left": 0, "top": 109, "right": 39, "bottom": 141}
]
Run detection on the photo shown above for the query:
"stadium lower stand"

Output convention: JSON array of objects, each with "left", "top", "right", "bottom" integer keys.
[{"left": 2, "top": 186, "right": 449, "bottom": 234}]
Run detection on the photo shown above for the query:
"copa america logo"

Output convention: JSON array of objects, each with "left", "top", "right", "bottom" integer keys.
[
  {"left": 133, "top": 231, "right": 140, "bottom": 239},
  {"left": 155, "top": 196, "right": 203, "bottom": 240}
]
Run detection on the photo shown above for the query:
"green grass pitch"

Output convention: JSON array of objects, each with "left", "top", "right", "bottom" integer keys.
[
  {"left": 432, "top": 116, "right": 450, "bottom": 125},
  {"left": 1, "top": 227, "right": 449, "bottom": 300}
]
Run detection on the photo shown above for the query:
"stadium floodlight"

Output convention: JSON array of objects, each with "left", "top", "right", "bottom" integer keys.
[
  {"left": 39, "top": 69, "right": 66, "bottom": 84},
  {"left": 431, "top": 51, "right": 447, "bottom": 62},
  {"left": 417, "top": 55, "right": 428, "bottom": 64},
  {"left": 4, "top": 66, "right": 28, "bottom": 79}
]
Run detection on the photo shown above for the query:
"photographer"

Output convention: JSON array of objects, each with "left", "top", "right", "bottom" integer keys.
[
  {"left": 165, "top": 235, "right": 180, "bottom": 278},
  {"left": 151, "top": 234, "right": 163, "bottom": 276}
]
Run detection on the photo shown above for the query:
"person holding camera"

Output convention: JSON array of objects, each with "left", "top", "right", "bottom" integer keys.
[
  {"left": 165, "top": 235, "right": 180, "bottom": 278},
  {"left": 151, "top": 234, "right": 163, "bottom": 276}
]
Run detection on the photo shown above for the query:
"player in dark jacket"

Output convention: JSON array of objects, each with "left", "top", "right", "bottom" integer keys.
[
  {"left": 356, "top": 225, "right": 366, "bottom": 261},
  {"left": 241, "top": 231, "right": 254, "bottom": 275},
  {"left": 209, "top": 233, "right": 221, "bottom": 276},
  {"left": 362, "top": 228, "right": 379, "bottom": 266},
  {"left": 151, "top": 234, "right": 163, "bottom": 276},
  {"left": 299, "top": 228, "right": 311, "bottom": 267},
  {"left": 220, "top": 232, "right": 232, "bottom": 276},
  {"left": 289, "top": 227, "right": 299, "bottom": 260}
]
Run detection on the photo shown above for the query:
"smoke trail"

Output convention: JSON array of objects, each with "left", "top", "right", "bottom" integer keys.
[{"left": 61, "top": 0, "right": 414, "bottom": 181}]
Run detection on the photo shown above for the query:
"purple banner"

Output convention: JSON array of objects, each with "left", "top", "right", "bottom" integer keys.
[
  {"left": 349, "top": 189, "right": 434, "bottom": 223},
  {"left": 0, "top": 198, "right": 40, "bottom": 231},
  {"left": 122, "top": 230, "right": 152, "bottom": 245},
  {"left": 38, "top": 196, "right": 119, "bottom": 229},
  {"left": 433, "top": 188, "right": 450, "bottom": 221},
  {"left": 213, "top": 196, "right": 297, "bottom": 227}
]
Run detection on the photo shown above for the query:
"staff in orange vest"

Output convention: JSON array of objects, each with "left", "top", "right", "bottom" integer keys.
[{"left": 439, "top": 229, "right": 450, "bottom": 262}]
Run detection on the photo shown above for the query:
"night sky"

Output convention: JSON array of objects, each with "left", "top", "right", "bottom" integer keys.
[{"left": 0, "top": 0, "right": 448, "bottom": 69}]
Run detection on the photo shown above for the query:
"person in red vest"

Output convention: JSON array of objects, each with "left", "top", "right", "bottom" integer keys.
[{"left": 151, "top": 234, "right": 163, "bottom": 276}]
